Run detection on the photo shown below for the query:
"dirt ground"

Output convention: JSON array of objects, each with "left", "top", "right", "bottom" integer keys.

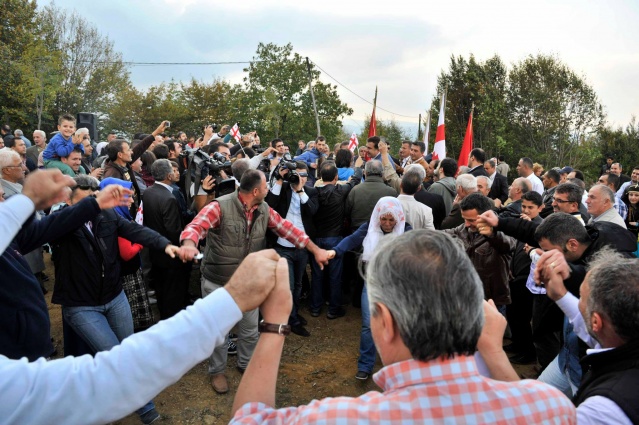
[{"left": 42, "top": 253, "right": 536, "bottom": 425}]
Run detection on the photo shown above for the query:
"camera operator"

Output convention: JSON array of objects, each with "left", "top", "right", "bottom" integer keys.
[
  {"left": 269, "top": 138, "right": 286, "bottom": 170},
  {"left": 189, "top": 142, "right": 233, "bottom": 212},
  {"left": 265, "top": 161, "right": 318, "bottom": 337}
]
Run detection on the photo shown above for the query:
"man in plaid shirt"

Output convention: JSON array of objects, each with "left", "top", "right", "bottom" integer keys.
[
  {"left": 229, "top": 230, "right": 576, "bottom": 424},
  {"left": 178, "top": 169, "right": 329, "bottom": 395}
]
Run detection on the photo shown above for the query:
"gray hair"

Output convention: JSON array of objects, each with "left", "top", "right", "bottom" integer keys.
[
  {"left": 0, "top": 150, "right": 20, "bottom": 169},
  {"left": 14, "top": 129, "right": 24, "bottom": 137},
  {"left": 485, "top": 159, "right": 496, "bottom": 169},
  {"left": 404, "top": 163, "right": 426, "bottom": 180},
  {"left": 476, "top": 175, "right": 492, "bottom": 189},
  {"left": 33, "top": 130, "right": 46, "bottom": 140},
  {"left": 456, "top": 173, "right": 477, "bottom": 192},
  {"left": 591, "top": 184, "right": 615, "bottom": 204},
  {"left": 586, "top": 249, "right": 639, "bottom": 341},
  {"left": 366, "top": 230, "right": 484, "bottom": 360},
  {"left": 458, "top": 166, "right": 470, "bottom": 175},
  {"left": 364, "top": 159, "right": 383, "bottom": 177},
  {"left": 75, "top": 127, "right": 89, "bottom": 136},
  {"left": 231, "top": 158, "right": 250, "bottom": 182},
  {"left": 151, "top": 159, "right": 173, "bottom": 181}
]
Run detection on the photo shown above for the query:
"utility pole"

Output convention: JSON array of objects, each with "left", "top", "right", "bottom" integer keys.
[{"left": 305, "top": 57, "right": 321, "bottom": 137}]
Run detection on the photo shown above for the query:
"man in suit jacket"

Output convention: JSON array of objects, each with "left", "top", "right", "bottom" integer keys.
[
  {"left": 467, "top": 148, "right": 489, "bottom": 178},
  {"left": 142, "top": 159, "right": 191, "bottom": 319},
  {"left": 485, "top": 159, "right": 508, "bottom": 206},
  {"left": 266, "top": 161, "right": 318, "bottom": 337}
]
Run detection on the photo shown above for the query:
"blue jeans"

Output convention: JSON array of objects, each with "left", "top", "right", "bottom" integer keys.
[
  {"left": 538, "top": 355, "right": 578, "bottom": 398},
  {"left": 63, "top": 290, "right": 155, "bottom": 416},
  {"left": 310, "top": 236, "right": 343, "bottom": 314},
  {"left": 275, "top": 245, "right": 308, "bottom": 327},
  {"left": 358, "top": 283, "right": 376, "bottom": 373}
]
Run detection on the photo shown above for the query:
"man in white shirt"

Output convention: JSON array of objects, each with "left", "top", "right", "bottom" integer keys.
[
  {"left": 397, "top": 165, "right": 435, "bottom": 230},
  {"left": 517, "top": 157, "right": 543, "bottom": 195}
]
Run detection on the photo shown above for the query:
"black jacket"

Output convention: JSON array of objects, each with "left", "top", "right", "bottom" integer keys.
[
  {"left": 51, "top": 207, "right": 170, "bottom": 307},
  {"left": 489, "top": 173, "right": 509, "bottom": 204},
  {"left": 0, "top": 197, "right": 102, "bottom": 361},
  {"left": 314, "top": 181, "right": 358, "bottom": 238},
  {"left": 414, "top": 189, "right": 446, "bottom": 230},
  {"left": 143, "top": 183, "right": 184, "bottom": 267},
  {"left": 574, "top": 339, "right": 639, "bottom": 423},
  {"left": 469, "top": 165, "right": 488, "bottom": 177},
  {"left": 266, "top": 182, "right": 318, "bottom": 242}
]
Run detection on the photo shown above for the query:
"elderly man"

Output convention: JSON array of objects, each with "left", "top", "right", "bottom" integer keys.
[
  {"left": 586, "top": 184, "right": 626, "bottom": 228},
  {"left": 229, "top": 230, "right": 574, "bottom": 423},
  {"left": 498, "top": 177, "right": 531, "bottom": 218},
  {"left": 517, "top": 157, "right": 543, "bottom": 195},
  {"left": 476, "top": 175, "right": 491, "bottom": 197},
  {"left": 597, "top": 173, "right": 627, "bottom": 220},
  {"left": 440, "top": 173, "right": 477, "bottom": 230},
  {"left": 26, "top": 130, "right": 47, "bottom": 167},
  {"left": 397, "top": 165, "right": 435, "bottom": 230},
  {"left": 0, "top": 150, "right": 26, "bottom": 197}
]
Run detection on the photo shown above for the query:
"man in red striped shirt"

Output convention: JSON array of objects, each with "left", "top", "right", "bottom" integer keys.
[{"left": 178, "top": 169, "right": 329, "bottom": 394}]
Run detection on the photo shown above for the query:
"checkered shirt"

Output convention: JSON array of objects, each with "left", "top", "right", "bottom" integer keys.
[
  {"left": 180, "top": 193, "right": 309, "bottom": 249},
  {"left": 230, "top": 356, "right": 575, "bottom": 424}
]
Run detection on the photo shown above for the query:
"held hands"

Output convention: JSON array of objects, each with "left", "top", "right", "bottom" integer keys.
[
  {"left": 176, "top": 240, "right": 200, "bottom": 262},
  {"left": 534, "top": 249, "right": 570, "bottom": 300},
  {"left": 478, "top": 210, "right": 499, "bottom": 228},
  {"left": 260, "top": 257, "right": 293, "bottom": 323},
  {"left": 326, "top": 250, "right": 336, "bottom": 260}
]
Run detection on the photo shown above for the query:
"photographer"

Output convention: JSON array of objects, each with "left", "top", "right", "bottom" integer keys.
[
  {"left": 188, "top": 142, "right": 233, "bottom": 212},
  {"left": 265, "top": 161, "right": 318, "bottom": 337}
]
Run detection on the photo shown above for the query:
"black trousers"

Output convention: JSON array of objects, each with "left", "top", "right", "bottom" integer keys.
[{"left": 150, "top": 260, "right": 192, "bottom": 320}]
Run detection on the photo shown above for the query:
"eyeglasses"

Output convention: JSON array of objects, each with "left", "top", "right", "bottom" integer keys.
[{"left": 552, "top": 198, "right": 575, "bottom": 204}]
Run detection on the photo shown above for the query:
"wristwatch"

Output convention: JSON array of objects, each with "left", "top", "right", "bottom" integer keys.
[{"left": 258, "top": 320, "right": 291, "bottom": 336}]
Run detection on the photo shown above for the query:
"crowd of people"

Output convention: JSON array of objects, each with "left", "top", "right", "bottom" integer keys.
[{"left": 1, "top": 117, "right": 638, "bottom": 424}]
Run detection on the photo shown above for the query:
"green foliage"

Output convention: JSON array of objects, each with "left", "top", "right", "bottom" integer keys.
[{"left": 360, "top": 115, "right": 413, "bottom": 154}]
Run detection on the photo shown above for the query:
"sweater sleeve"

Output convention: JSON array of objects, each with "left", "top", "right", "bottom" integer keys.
[
  {"left": 334, "top": 223, "right": 368, "bottom": 257},
  {"left": 118, "top": 237, "right": 143, "bottom": 261}
]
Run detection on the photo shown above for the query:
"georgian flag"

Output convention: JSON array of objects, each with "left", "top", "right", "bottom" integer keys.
[
  {"left": 432, "top": 91, "right": 446, "bottom": 160},
  {"left": 230, "top": 123, "right": 241, "bottom": 143},
  {"left": 348, "top": 133, "right": 359, "bottom": 152}
]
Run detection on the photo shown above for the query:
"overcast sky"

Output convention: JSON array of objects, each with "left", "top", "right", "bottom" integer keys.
[{"left": 50, "top": 0, "right": 639, "bottom": 132}]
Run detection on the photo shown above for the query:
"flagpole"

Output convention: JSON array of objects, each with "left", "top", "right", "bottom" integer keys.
[
  {"left": 418, "top": 113, "right": 422, "bottom": 141},
  {"left": 306, "top": 57, "right": 321, "bottom": 137}
]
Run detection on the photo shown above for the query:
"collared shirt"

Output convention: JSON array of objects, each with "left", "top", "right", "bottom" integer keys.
[
  {"left": 180, "top": 192, "right": 309, "bottom": 249},
  {"left": 270, "top": 183, "right": 309, "bottom": 248},
  {"left": 488, "top": 171, "right": 496, "bottom": 183},
  {"left": 230, "top": 357, "right": 575, "bottom": 424},
  {"left": 154, "top": 181, "right": 174, "bottom": 194},
  {"left": 614, "top": 194, "right": 628, "bottom": 220},
  {"left": 526, "top": 173, "right": 544, "bottom": 195},
  {"left": 589, "top": 207, "right": 627, "bottom": 229}
]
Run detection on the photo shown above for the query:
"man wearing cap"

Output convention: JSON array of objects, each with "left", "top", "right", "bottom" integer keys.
[{"left": 559, "top": 166, "right": 573, "bottom": 183}]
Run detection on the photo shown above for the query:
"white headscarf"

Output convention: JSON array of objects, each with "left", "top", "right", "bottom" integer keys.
[{"left": 361, "top": 196, "right": 406, "bottom": 261}]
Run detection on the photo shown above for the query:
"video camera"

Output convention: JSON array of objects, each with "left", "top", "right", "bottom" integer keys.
[
  {"left": 182, "top": 148, "right": 235, "bottom": 198},
  {"left": 271, "top": 153, "right": 303, "bottom": 186}
]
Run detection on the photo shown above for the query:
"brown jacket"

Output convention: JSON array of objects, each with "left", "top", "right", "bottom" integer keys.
[{"left": 443, "top": 224, "right": 516, "bottom": 305}]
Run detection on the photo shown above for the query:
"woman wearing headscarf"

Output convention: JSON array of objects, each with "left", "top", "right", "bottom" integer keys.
[
  {"left": 99, "top": 177, "right": 154, "bottom": 332},
  {"left": 327, "top": 196, "right": 410, "bottom": 380},
  {"left": 622, "top": 183, "right": 639, "bottom": 239}
]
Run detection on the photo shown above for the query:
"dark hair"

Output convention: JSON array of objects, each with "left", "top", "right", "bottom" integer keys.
[
  {"left": 152, "top": 144, "right": 169, "bottom": 160},
  {"left": 401, "top": 170, "right": 423, "bottom": 195},
  {"left": 58, "top": 114, "right": 76, "bottom": 125},
  {"left": 62, "top": 146, "right": 83, "bottom": 159},
  {"left": 439, "top": 158, "right": 458, "bottom": 177},
  {"left": 340, "top": 141, "right": 350, "bottom": 149},
  {"left": 106, "top": 140, "right": 127, "bottom": 162},
  {"left": 605, "top": 173, "right": 621, "bottom": 191},
  {"left": 320, "top": 161, "right": 338, "bottom": 182},
  {"left": 140, "top": 151, "right": 156, "bottom": 169},
  {"left": 555, "top": 182, "right": 584, "bottom": 203},
  {"left": 459, "top": 192, "right": 492, "bottom": 214},
  {"left": 402, "top": 140, "right": 412, "bottom": 146},
  {"left": 270, "top": 138, "right": 283, "bottom": 149},
  {"left": 209, "top": 142, "right": 226, "bottom": 153},
  {"left": 4, "top": 136, "right": 15, "bottom": 148},
  {"left": 367, "top": 136, "right": 380, "bottom": 149},
  {"left": 535, "top": 212, "right": 591, "bottom": 246},
  {"left": 315, "top": 136, "right": 326, "bottom": 143},
  {"left": 295, "top": 161, "right": 309, "bottom": 172},
  {"left": 546, "top": 169, "right": 560, "bottom": 184},
  {"left": 239, "top": 169, "right": 264, "bottom": 193},
  {"left": 231, "top": 159, "right": 250, "bottom": 182},
  {"left": 335, "top": 149, "right": 352, "bottom": 168},
  {"left": 572, "top": 169, "right": 585, "bottom": 181},
  {"left": 164, "top": 139, "right": 178, "bottom": 153},
  {"left": 470, "top": 148, "right": 486, "bottom": 164},
  {"left": 498, "top": 155, "right": 505, "bottom": 162},
  {"left": 521, "top": 191, "right": 543, "bottom": 206},
  {"left": 520, "top": 157, "right": 533, "bottom": 169},
  {"left": 412, "top": 141, "right": 426, "bottom": 154}
]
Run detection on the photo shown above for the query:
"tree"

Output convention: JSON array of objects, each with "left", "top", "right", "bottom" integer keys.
[
  {"left": 38, "top": 3, "right": 131, "bottom": 127},
  {"left": 360, "top": 116, "right": 413, "bottom": 155},
  {"left": 429, "top": 54, "right": 509, "bottom": 160},
  {"left": 240, "top": 42, "right": 352, "bottom": 144},
  {"left": 507, "top": 54, "right": 605, "bottom": 168}
]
